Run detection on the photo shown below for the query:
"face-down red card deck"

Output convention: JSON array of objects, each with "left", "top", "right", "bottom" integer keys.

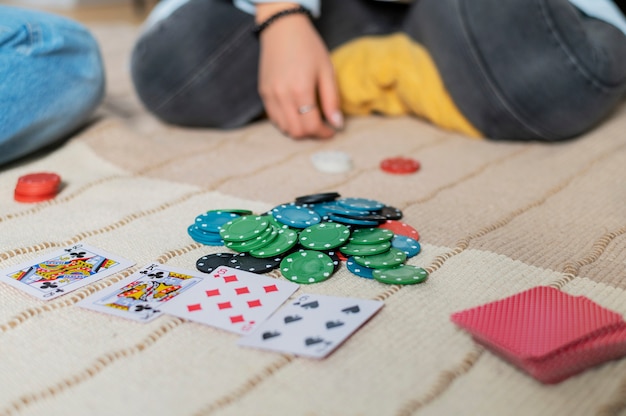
[{"left": 451, "top": 286, "right": 626, "bottom": 384}]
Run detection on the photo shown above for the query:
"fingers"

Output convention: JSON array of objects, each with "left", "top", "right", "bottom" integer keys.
[
  {"left": 261, "top": 86, "right": 335, "bottom": 139},
  {"left": 294, "top": 108, "right": 336, "bottom": 139},
  {"left": 317, "top": 61, "right": 343, "bottom": 131},
  {"left": 255, "top": 15, "right": 340, "bottom": 139},
  {"left": 261, "top": 93, "right": 288, "bottom": 134},
  {"left": 287, "top": 87, "right": 335, "bottom": 139}
]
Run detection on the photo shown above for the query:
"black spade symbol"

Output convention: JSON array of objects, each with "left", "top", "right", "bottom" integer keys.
[
  {"left": 325, "top": 320, "right": 344, "bottom": 329},
  {"left": 305, "top": 337, "right": 324, "bottom": 346},
  {"left": 262, "top": 331, "right": 281, "bottom": 340},
  {"left": 341, "top": 305, "right": 360, "bottom": 314},
  {"left": 284, "top": 315, "right": 303, "bottom": 324},
  {"left": 300, "top": 301, "right": 319, "bottom": 309}
]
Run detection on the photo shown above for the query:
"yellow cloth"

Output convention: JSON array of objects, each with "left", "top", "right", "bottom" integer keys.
[{"left": 331, "top": 33, "right": 482, "bottom": 138}]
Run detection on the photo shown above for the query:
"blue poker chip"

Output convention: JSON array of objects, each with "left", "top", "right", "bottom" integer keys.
[
  {"left": 190, "top": 236, "right": 224, "bottom": 246},
  {"left": 328, "top": 214, "right": 380, "bottom": 227},
  {"left": 337, "top": 197, "right": 385, "bottom": 212},
  {"left": 188, "top": 224, "right": 223, "bottom": 239},
  {"left": 310, "top": 202, "right": 364, "bottom": 218},
  {"left": 195, "top": 211, "right": 241, "bottom": 233},
  {"left": 334, "top": 212, "right": 387, "bottom": 223},
  {"left": 346, "top": 256, "right": 375, "bottom": 279},
  {"left": 391, "top": 235, "right": 421, "bottom": 258},
  {"left": 187, "top": 224, "right": 224, "bottom": 246},
  {"left": 271, "top": 203, "right": 322, "bottom": 229}
]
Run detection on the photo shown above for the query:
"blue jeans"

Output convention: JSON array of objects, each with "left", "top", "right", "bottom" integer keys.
[
  {"left": 131, "top": 0, "right": 626, "bottom": 140},
  {"left": 0, "top": 6, "right": 105, "bottom": 167}
]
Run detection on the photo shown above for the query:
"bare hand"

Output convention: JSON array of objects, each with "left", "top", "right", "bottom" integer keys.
[{"left": 257, "top": 4, "right": 343, "bottom": 139}]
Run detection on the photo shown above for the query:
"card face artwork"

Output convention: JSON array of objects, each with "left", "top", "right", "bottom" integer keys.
[
  {"left": 79, "top": 263, "right": 203, "bottom": 322},
  {"left": 0, "top": 243, "right": 135, "bottom": 300},
  {"left": 159, "top": 266, "right": 299, "bottom": 335},
  {"left": 238, "top": 293, "right": 384, "bottom": 358}
]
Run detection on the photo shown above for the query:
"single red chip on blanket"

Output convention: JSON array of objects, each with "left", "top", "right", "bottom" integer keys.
[
  {"left": 380, "top": 157, "right": 420, "bottom": 174},
  {"left": 14, "top": 172, "right": 61, "bottom": 203}
]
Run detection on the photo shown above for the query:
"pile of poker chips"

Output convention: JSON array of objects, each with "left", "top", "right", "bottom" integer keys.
[{"left": 187, "top": 192, "right": 428, "bottom": 285}]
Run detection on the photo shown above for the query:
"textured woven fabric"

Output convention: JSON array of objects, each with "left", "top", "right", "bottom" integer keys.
[{"left": 1, "top": 23, "right": 626, "bottom": 416}]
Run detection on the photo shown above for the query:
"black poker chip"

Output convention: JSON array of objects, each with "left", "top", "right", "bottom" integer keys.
[
  {"left": 381, "top": 206, "right": 403, "bottom": 220},
  {"left": 196, "top": 253, "right": 235, "bottom": 274},
  {"left": 295, "top": 192, "right": 341, "bottom": 205},
  {"left": 331, "top": 212, "right": 387, "bottom": 223},
  {"left": 228, "top": 252, "right": 283, "bottom": 274},
  {"left": 323, "top": 250, "right": 342, "bottom": 272}
]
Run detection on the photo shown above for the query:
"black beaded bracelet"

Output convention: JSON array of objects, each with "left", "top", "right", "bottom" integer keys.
[{"left": 253, "top": 5, "right": 313, "bottom": 36}]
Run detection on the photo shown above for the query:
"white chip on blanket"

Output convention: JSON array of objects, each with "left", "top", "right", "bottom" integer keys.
[{"left": 311, "top": 151, "right": 353, "bottom": 173}]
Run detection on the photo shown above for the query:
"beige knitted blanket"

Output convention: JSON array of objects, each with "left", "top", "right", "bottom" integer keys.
[{"left": 1, "top": 23, "right": 626, "bottom": 416}]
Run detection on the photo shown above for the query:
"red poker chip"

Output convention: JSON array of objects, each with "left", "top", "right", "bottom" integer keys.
[
  {"left": 14, "top": 172, "right": 61, "bottom": 203},
  {"left": 378, "top": 220, "right": 420, "bottom": 241},
  {"left": 335, "top": 250, "right": 348, "bottom": 262},
  {"left": 380, "top": 157, "right": 420, "bottom": 174}
]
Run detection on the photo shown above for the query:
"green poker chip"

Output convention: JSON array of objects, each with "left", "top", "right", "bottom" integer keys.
[
  {"left": 250, "top": 228, "right": 299, "bottom": 258},
  {"left": 226, "top": 225, "right": 278, "bottom": 252},
  {"left": 267, "top": 214, "right": 292, "bottom": 230},
  {"left": 340, "top": 241, "right": 391, "bottom": 256},
  {"left": 348, "top": 227, "right": 394, "bottom": 245},
  {"left": 373, "top": 264, "right": 429, "bottom": 285},
  {"left": 219, "top": 215, "right": 271, "bottom": 242},
  {"left": 299, "top": 222, "right": 351, "bottom": 250},
  {"left": 353, "top": 247, "right": 407, "bottom": 269},
  {"left": 280, "top": 250, "right": 335, "bottom": 284}
]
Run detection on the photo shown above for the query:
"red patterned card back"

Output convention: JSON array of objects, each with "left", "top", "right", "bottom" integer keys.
[{"left": 451, "top": 286, "right": 624, "bottom": 359}]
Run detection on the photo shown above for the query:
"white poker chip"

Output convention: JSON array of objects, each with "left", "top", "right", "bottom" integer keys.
[{"left": 310, "top": 151, "right": 352, "bottom": 173}]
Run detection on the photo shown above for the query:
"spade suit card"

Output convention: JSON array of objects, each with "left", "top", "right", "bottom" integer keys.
[
  {"left": 78, "top": 263, "right": 203, "bottom": 322},
  {"left": 238, "top": 293, "right": 384, "bottom": 358},
  {"left": 0, "top": 243, "right": 134, "bottom": 300},
  {"left": 159, "top": 266, "right": 299, "bottom": 334}
]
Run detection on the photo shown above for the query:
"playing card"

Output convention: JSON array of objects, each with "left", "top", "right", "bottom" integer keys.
[
  {"left": 238, "top": 293, "right": 384, "bottom": 358},
  {"left": 0, "top": 243, "right": 135, "bottom": 300},
  {"left": 518, "top": 323, "right": 626, "bottom": 384},
  {"left": 450, "top": 286, "right": 624, "bottom": 360},
  {"left": 473, "top": 322, "right": 626, "bottom": 384},
  {"left": 78, "top": 263, "right": 203, "bottom": 322},
  {"left": 159, "top": 266, "right": 299, "bottom": 334},
  {"left": 451, "top": 286, "right": 626, "bottom": 383}
]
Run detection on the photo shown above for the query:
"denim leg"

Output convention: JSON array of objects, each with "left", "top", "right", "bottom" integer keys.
[
  {"left": 131, "top": 0, "right": 261, "bottom": 128},
  {"left": 404, "top": 0, "right": 626, "bottom": 140},
  {"left": 0, "top": 6, "right": 105, "bottom": 166},
  {"left": 130, "top": 0, "right": 409, "bottom": 128}
]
